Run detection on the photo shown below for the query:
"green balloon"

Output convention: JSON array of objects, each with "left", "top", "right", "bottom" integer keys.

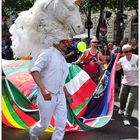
[{"left": 77, "top": 41, "right": 87, "bottom": 52}]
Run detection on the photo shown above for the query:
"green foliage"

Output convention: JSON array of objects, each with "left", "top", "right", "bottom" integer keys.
[
  {"left": 79, "top": 0, "right": 138, "bottom": 13},
  {"left": 79, "top": 0, "right": 138, "bottom": 39},
  {"left": 2, "top": 0, "right": 35, "bottom": 17},
  {"left": 2, "top": 0, "right": 138, "bottom": 18},
  {"left": 124, "top": 0, "right": 138, "bottom": 10}
]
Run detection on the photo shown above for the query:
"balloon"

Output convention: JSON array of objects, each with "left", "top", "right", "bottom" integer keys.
[{"left": 77, "top": 41, "right": 87, "bottom": 52}]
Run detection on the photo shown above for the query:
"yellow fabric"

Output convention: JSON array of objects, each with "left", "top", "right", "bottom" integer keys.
[{"left": 2, "top": 97, "right": 24, "bottom": 129}]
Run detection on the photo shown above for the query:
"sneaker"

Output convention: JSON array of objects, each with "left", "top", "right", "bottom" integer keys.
[
  {"left": 118, "top": 109, "right": 124, "bottom": 115},
  {"left": 29, "top": 130, "right": 39, "bottom": 140},
  {"left": 29, "top": 135, "right": 39, "bottom": 140},
  {"left": 123, "top": 119, "right": 130, "bottom": 126}
]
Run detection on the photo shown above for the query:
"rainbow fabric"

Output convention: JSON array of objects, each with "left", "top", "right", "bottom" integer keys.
[
  {"left": 100, "top": 63, "right": 108, "bottom": 72},
  {"left": 2, "top": 54, "right": 119, "bottom": 132}
]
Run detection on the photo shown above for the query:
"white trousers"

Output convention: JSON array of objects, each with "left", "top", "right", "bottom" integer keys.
[{"left": 29, "top": 91, "right": 67, "bottom": 140}]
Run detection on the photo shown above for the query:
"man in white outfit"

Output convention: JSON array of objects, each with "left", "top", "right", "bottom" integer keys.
[{"left": 29, "top": 40, "right": 72, "bottom": 140}]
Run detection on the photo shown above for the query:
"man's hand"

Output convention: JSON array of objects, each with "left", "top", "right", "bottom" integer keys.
[
  {"left": 41, "top": 88, "right": 52, "bottom": 101},
  {"left": 43, "top": 93, "right": 52, "bottom": 101},
  {"left": 31, "top": 71, "right": 52, "bottom": 101}
]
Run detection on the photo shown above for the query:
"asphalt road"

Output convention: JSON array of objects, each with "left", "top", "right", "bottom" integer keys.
[{"left": 2, "top": 93, "right": 138, "bottom": 140}]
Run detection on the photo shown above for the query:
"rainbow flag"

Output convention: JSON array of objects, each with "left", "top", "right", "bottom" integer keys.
[
  {"left": 2, "top": 79, "right": 53, "bottom": 132},
  {"left": 2, "top": 53, "right": 119, "bottom": 131},
  {"left": 100, "top": 63, "right": 108, "bottom": 71}
]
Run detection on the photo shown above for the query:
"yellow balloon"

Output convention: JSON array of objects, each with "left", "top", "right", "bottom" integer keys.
[{"left": 77, "top": 41, "right": 87, "bottom": 52}]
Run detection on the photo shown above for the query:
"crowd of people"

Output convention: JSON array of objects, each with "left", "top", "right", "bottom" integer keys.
[{"left": 63, "top": 37, "right": 138, "bottom": 127}]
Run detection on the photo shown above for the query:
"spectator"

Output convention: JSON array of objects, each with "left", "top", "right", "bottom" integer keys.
[
  {"left": 130, "top": 38, "right": 138, "bottom": 55},
  {"left": 102, "top": 44, "right": 112, "bottom": 64},
  {"left": 116, "top": 44, "right": 138, "bottom": 126},
  {"left": 2, "top": 17, "right": 10, "bottom": 37},
  {"left": 108, "top": 41, "right": 117, "bottom": 56},
  {"left": 72, "top": 37, "right": 106, "bottom": 84},
  {"left": 64, "top": 39, "right": 78, "bottom": 63},
  {"left": 2, "top": 36, "right": 13, "bottom": 60},
  {"left": 120, "top": 38, "right": 128, "bottom": 50},
  {"left": 112, "top": 41, "right": 121, "bottom": 54},
  {"left": 123, "top": 37, "right": 129, "bottom": 44}
]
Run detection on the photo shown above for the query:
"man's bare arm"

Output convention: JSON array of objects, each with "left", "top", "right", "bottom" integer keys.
[{"left": 31, "top": 71, "right": 52, "bottom": 100}]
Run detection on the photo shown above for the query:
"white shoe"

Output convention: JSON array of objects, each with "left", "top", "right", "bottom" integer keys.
[
  {"left": 29, "top": 130, "right": 39, "bottom": 140},
  {"left": 118, "top": 109, "right": 124, "bottom": 115},
  {"left": 29, "top": 135, "right": 39, "bottom": 140},
  {"left": 123, "top": 119, "right": 130, "bottom": 126}
]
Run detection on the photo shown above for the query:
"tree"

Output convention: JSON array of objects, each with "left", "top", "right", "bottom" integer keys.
[
  {"left": 79, "top": 0, "right": 116, "bottom": 39},
  {"left": 2, "top": 0, "right": 35, "bottom": 17},
  {"left": 2, "top": 0, "right": 138, "bottom": 40},
  {"left": 125, "top": 0, "right": 138, "bottom": 16},
  {"left": 79, "top": 0, "right": 138, "bottom": 40}
]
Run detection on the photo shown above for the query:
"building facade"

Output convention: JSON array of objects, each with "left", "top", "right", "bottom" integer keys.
[{"left": 81, "top": 10, "right": 138, "bottom": 42}]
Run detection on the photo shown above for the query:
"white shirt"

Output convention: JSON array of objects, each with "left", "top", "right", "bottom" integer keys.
[
  {"left": 119, "top": 54, "right": 138, "bottom": 86},
  {"left": 30, "top": 47, "right": 69, "bottom": 94}
]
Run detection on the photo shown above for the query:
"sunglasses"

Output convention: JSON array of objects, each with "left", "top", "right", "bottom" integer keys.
[
  {"left": 92, "top": 41, "right": 99, "bottom": 44},
  {"left": 125, "top": 50, "right": 132, "bottom": 53}
]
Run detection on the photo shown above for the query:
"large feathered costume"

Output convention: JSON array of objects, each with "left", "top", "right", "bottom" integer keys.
[{"left": 9, "top": 0, "right": 83, "bottom": 65}]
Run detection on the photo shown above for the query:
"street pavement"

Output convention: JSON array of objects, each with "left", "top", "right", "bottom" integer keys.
[{"left": 2, "top": 93, "right": 138, "bottom": 140}]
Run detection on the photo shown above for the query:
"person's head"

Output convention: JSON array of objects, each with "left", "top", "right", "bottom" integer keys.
[
  {"left": 103, "top": 44, "right": 109, "bottom": 51},
  {"left": 131, "top": 38, "right": 137, "bottom": 46},
  {"left": 123, "top": 37, "right": 128, "bottom": 44},
  {"left": 57, "top": 40, "right": 68, "bottom": 52},
  {"left": 90, "top": 36, "right": 99, "bottom": 48},
  {"left": 68, "top": 38, "right": 73, "bottom": 46},
  {"left": 122, "top": 44, "right": 132, "bottom": 57},
  {"left": 108, "top": 41, "right": 113, "bottom": 50},
  {"left": 120, "top": 40, "right": 124, "bottom": 47}
]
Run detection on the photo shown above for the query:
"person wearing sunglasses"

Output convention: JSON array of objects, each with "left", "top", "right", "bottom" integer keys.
[
  {"left": 72, "top": 36, "right": 106, "bottom": 84},
  {"left": 116, "top": 44, "right": 138, "bottom": 126}
]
